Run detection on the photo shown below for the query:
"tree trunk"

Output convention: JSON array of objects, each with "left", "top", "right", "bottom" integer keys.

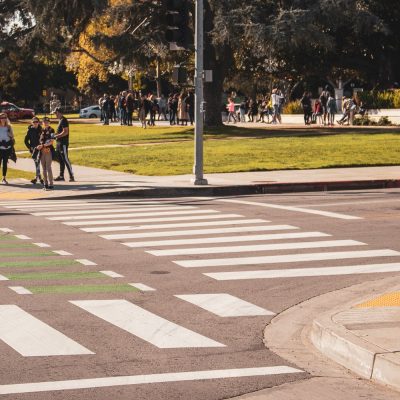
[{"left": 203, "top": 0, "right": 224, "bottom": 127}]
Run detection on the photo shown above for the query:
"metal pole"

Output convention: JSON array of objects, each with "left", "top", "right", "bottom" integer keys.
[{"left": 192, "top": 0, "right": 208, "bottom": 185}]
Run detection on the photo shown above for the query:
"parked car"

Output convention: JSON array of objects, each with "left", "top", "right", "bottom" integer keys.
[
  {"left": 79, "top": 105, "right": 101, "bottom": 119},
  {"left": 0, "top": 102, "right": 35, "bottom": 120}
]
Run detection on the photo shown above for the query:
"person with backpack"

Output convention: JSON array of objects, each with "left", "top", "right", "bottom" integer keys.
[
  {"left": 326, "top": 93, "right": 338, "bottom": 126},
  {"left": 0, "top": 113, "right": 15, "bottom": 185},
  {"left": 24, "top": 116, "right": 43, "bottom": 185}
]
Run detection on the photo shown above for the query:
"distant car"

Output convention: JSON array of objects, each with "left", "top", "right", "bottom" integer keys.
[
  {"left": 79, "top": 105, "right": 101, "bottom": 119},
  {"left": 0, "top": 102, "right": 35, "bottom": 120}
]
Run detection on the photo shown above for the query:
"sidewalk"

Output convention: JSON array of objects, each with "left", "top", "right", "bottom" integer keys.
[
  {"left": 311, "top": 282, "right": 400, "bottom": 393},
  {"left": 2, "top": 157, "right": 399, "bottom": 200}
]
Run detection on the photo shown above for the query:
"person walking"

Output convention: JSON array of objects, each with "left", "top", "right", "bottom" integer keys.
[
  {"left": 185, "top": 91, "right": 195, "bottom": 125},
  {"left": 177, "top": 92, "right": 189, "bottom": 126},
  {"left": 271, "top": 89, "right": 283, "bottom": 124},
  {"left": 319, "top": 86, "right": 330, "bottom": 126},
  {"left": 37, "top": 117, "right": 55, "bottom": 190},
  {"left": 24, "top": 116, "right": 43, "bottom": 184},
  {"left": 300, "top": 92, "right": 312, "bottom": 125},
  {"left": 0, "top": 113, "right": 14, "bottom": 185},
  {"left": 326, "top": 93, "right": 338, "bottom": 126},
  {"left": 158, "top": 94, "right": 167, "bottom": 121},
  {"left": 54, "top": 108, "right": 74, "bottom": 182},
  {"left": 227, "top": 98, "right": 237, "bottom": 123}
]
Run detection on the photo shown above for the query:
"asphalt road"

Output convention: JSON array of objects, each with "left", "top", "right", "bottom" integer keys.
[{"left": 0, "top": 189, "right": 399, "bottom": 399}]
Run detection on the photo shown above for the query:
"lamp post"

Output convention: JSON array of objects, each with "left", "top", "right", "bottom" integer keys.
[{"left": 192, "top": 0, "right": 208, "bottom": 185}]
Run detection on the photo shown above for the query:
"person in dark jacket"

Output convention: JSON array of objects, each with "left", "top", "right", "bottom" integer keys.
[{"left": 24, "top": 117, "right": 43, "bottom": 184}]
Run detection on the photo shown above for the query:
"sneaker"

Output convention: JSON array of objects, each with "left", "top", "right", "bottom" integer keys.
[
  {"left": 54, "top": 176, "right": 65, "bottom": 181},
  {"left": 69, "top": 176, "right": 75, "bottom": 182},
  {"left": 1, "top": 178, "right": 8, "bottom": 185},
  {"left": 39, "top": 178, "right": 44, "bottom": 185},
  {"left": 30, "top": 178, "right": 37, "bottom": 184}
]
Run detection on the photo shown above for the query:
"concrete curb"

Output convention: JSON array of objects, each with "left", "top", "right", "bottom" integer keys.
[
  {"left": 52, "top": 179, "right": 400, "bottom": 200},
  {"left": 311, "top": 303, "right": 400, "bottom": 392}
]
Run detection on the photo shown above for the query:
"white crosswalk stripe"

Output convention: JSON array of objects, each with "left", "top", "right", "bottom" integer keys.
[
  {"left": 48, "top": 209, "right": 221, "bottom": 221},
  {"left": 101, "top": 225, "right": 298, "bottom": 240},
  {"left": 148, "top": 240, "right": 366, "bottom": 256},
  {"left": 123, "top": 232, "right": 331, "bottom": 248},
  {"left": 204, "top": 263, "right": 400, "bottom": 281},
  {"left": 175, "top": 249, "right": 400, "bottom": 268},
  {"left": 81, "top": 219, "right": 268, "bottom": 233},
  {"left": 0, "top": 305, "right": 93, "bottom": 356},
  {"left": 175, "top": 294, "right": 275, "bottom": 317},
  {"left": 70, "top": 300, "right": 225, "bottom": 348},
  {"left": 63, "top": 213, "right": 245, "bottom": 226},
  {"left": 32, "top": 206, "right": 196, "bottom": 217}
]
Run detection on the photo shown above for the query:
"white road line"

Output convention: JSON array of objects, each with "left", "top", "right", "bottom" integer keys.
[
  {"left": 217, "top": 199, "right": 362, "bottom": 220},
  {"left": 76, "top": 259, "right": 97, "bottom": 266},
  {"left": 7, "top": 202, "right": 168, "bottom": 210},
  {"left": 33, "top": 206, "right": 196, "bottom": 217},
  {"left": 129, "top": 283, "right": 156, "bottom": 291},
  {"left": 0, "top": 305, "right": 93, "bottom": 356},
  {"left": 9, "top": 287, "right": 33, "bottom": 295},
  {"left": 0, "top": 274, "right": 8, "bottom": 281},
  {"left": 297, "top": 199, "right": 400, "bottom": 208},
  {"left": 0, "top": 366, "right": 303, "bottom": 395},
  {"left": 33, "top": 243, "right": 51, "bottom": 248},
  {"left": 64, "top": 213, "right": 243, "bottom": 226},
  {"left": 70, "top": 300, "right": 224, "bottom": 348},
  {"left": 175, "top": 294, "right": 275, "bottom": 317},
  {"left": 205, "top": 263, "right": 400, "bottom": 280},
  {"left": 102, "top": 225, "right": 298, "bottom": 240},
  {"left": 14, "top": 235, "right": 31, "bottom": 240},
  {"left": 149, "top": 240, "right": 366, "bottom": 256},
  {"left": 0, "top": 199, "right": 166, "bottom": 207},
  {"left": 53, "top": 250, "right": 73, "bottom": 256},
  {"left": 49, "top": 209, "right": 220, "bottom": 221},
  {"left": 123, "top": 232, "right": 331, "bottom": 248},
  {"left": 82, "top": 219, "right": 268, "bottom": 233},
  {"left": 0, "top": 228, "right": 13, "bottom": 232},
  {"left": 100, "top": 271, "right": 124, "bottom": 278},
  {"left": 175, "top": 249, "right": 400, "bottom": 268}
]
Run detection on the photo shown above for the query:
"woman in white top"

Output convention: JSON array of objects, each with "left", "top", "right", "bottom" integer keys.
[{"left": 0, "top": 113, "right": 15, "bottom": 185}]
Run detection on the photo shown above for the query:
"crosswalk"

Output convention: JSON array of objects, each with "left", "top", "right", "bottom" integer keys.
[
  {"left": 1, "top": 197, "right": 400, "bottom": 390},
  {"left": 3, "top": 198, "right": 400, "bottom": 283}
]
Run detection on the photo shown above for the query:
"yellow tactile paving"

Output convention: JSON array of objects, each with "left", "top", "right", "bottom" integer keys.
[{"left": 356, "top": 292, "right": 400, "bottom": 308}]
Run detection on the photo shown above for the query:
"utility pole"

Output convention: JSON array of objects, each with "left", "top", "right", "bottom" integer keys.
[{"left": 192, "top": 0, "right": 208, "bottom": 185}]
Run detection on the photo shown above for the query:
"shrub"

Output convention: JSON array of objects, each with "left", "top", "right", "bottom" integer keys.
[
  {"left": 377, "top": 116, "right": 392, "bottom": 126},
  {"left": 358, "top": 89, "right": 400, "bottom": 109},
  {"left": 283, "top": 100, "right": 303, "bottom": 114},
  {"left": 353, "top": 116, "right": 376, "bottom": 126}
]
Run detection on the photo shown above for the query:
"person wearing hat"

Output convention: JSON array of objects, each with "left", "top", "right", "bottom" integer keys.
[
  {"left": 0, "top": 113, "right": 15, "bottom": 185},
  {"left": 24, "top": 117, "right": 44, "bottom": 185},
  {"left": 36, "top": 117, "right": 55, "bottom": 190},
  {"left": 54, "top": 108, "right": 75, "bottom": 182}
]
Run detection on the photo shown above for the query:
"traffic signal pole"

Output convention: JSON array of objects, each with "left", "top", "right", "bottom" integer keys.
[{"left": 192, "top": 0, "right": 208, "bottom": 185}]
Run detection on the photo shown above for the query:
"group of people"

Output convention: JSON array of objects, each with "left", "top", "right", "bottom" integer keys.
[
  {"left": 98, "top": 90, "right": 195, "bottom": 128},
  {"left": 226, "top": 89, "right": 286, "bottom": 124},
  {"left": 0, "top": 108, "right": 74, "bottom": 189}
]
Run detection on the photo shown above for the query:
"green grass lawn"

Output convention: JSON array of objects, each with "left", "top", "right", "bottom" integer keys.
[
  {"left": 10, "top": 121, "right": 400, "bottom": 175},
  {"left": 69, "top": 133, "right": 400, "bottom": 175}
]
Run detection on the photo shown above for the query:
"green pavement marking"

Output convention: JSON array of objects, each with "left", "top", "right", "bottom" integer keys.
[
  {"left": 0, "top": 243, "right": 34, "bottom": 248},
  {"left": 0, "top": 259, "right": 77, "bottom": 268},
  {"left": 0, "top": 251, "right": 55, "bottom": 257},
  {"left": 5, "top": 272, "right": 106, "bottom": 281},
  {"left": 27, "top": 284, "right": 139, "bottom": 294}
]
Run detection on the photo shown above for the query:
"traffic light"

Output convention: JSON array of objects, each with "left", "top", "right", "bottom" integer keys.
[{"left": 165, "top": 0, "right": 191, "bottom": 49}]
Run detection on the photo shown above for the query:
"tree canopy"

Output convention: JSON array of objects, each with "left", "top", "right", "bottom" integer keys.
[{"left": 1, "top": 0, "right": 399, "bottom": 123}]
